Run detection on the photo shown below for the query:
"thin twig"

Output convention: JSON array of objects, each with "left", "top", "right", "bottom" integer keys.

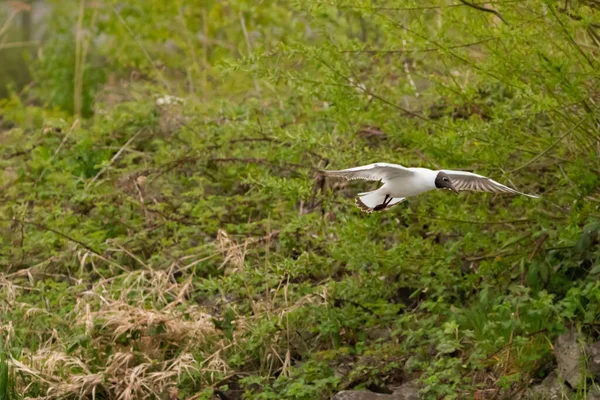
[
  {"left": 0, "top": 10, "right": 19, "bottom": 38},
  {"left": 0, "top": 40, "right": 39, "bottom": 50},
  {"left": 86, "top": 129, "right": 144, "bottom": 189},
  {"left": 340, "top": 37, "right": 497, "bottom": 54},
  {"left": 547, "top": 3, "right": 596, "bottom": 69},
  {"left": 321, "top": 0, "right": 521, "bottom": 11},
  {"left": 406, "top": 213, "right": 542, "bottom": 225},
  {"left": 201, "top": 8, "right": 208, "bottom": 100},
  {"left": 466, "top": 250, "right": 520, "bottom": 262},
  {"left": 209, "top": 157, "right": 320, "bottom": 172},
  {"left": 78, "top": 4, "right": 99, "bottom": 112},
  {"left": 206, "top": 135, "right": 327, "bottom": 161},
  {"left": 112, "top": 6, "right": 171, "bottom": 90},
  {"left": 510, "top": 116, "right": 587, "bottom": 173},
  {"left": 528, "top": 234, "right": 548, "bottom": 262},
  {"left": 74, "top": 0, "right": 85, "bottom": 118},
  {"left": 35, "top": 120, "right": 80, "bottom": 185},
  {"left": 458, "top": 0, "right": 508, "bottom": 25},
  {"left": 460, "top": 329, "right": 549, "bottom": 379},
  {"left": 239, "top": 11, "right": 260, "bottom": 94},
  {"left": 1, "top": 218, "right": 102, "bottom": 257},
  {"left": 53, "top": 120, "right": 79, "bottom": 156},
  {"left": 110, "top": 244, "right": 149, "bottom": 269},
  {"left": 331, "top": 297, "right": 376, "bottom": 315},
  {"left": 378, "top": 13, "right": 516, "bottom": 89},
  {"left": 314, "top": 55, "right": 438, "bottom": 125}
]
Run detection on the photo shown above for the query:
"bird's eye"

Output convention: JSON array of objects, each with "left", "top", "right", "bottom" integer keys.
[{"left": 443, "top": 177, "right": 448, "bottom": 181}]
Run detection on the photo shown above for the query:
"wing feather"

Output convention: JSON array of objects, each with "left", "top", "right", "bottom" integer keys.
[
  {"left": 322, "top": 163, "right": 413, "bottom": 183},
  {"left": 442, "top": 170, "right": 538, "bottom": 198}
]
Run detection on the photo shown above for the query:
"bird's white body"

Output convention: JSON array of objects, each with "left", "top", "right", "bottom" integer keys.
[
  {"left": 380, "top": 168, "right": 438, "bottom": 198},
  {"left": 356, "top": 168, "right": 438, "bottom": 211},
  {"left": 323, "top": 162, "right": 538, "bottom": 212}
]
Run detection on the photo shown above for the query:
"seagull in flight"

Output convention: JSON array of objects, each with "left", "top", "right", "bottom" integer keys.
[{"left": 322, "top": 163, "right": 538, "bottom": 213}]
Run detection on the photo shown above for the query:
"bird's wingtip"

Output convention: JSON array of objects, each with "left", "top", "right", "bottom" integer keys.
[{"left": 355, "top": 197, "right": 374, "bottom": 213}]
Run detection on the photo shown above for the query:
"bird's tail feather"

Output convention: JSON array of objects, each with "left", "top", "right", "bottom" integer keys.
[{"left": 355, "top": 191, "right": 405, "bottom": 213}]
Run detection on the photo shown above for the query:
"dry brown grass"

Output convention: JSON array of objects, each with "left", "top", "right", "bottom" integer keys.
[
  {"left": 217, "top": 229, "right": 247, "bottom": 274},
  {"left": 5, "top": 262, "right": 226, "bottom": 399},
  {"left": 92, "top": 300, "right": 214, "bottom": 346},
  {"left": 2, "top": 227, "right": 301, "bottom": 399},
  {"left": 12, "top": 348, "right": 203, "bottom": 399},
  {"left": 9, "top": 296, "right": 219, "bottom": 399}
]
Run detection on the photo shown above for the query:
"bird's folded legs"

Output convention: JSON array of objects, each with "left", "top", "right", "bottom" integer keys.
[{"left": 373, "top": 194, "right": 393, "bottom": 211}]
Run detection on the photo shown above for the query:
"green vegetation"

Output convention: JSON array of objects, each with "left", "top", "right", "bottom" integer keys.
[{"left": 1, "top": 0, "right": 600, "bottom": 398}]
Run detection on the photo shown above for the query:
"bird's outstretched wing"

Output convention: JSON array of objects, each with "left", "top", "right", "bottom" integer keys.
[
  {"left": 441, "top": 170, "right": 538, "bottom": 198},
  {"left": 322, "top": 163, "right": 413, "bottom": 183}
]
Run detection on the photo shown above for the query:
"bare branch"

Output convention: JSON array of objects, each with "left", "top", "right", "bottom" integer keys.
[
  {"left": 457, "top": 0, "right": 508, "bottom": 25},
  {"left": 2, "top": 218, "right": 102, "bottom": 257},
  {"left": 340, "top": 37, "right": 497, "bottom": 54}
]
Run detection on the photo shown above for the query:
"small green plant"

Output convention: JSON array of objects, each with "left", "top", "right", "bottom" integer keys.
[{"left": 0, "top": 349, "right": 17, "bottom": 400}]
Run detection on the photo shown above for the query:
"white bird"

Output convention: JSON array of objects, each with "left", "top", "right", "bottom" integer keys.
[{"left": 322, "top": 163, "right": 538, "bottom": 213}]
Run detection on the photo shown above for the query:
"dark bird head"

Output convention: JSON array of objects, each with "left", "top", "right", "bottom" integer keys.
[{"left": 435, "top": 172, "right": 458, "bottom": 194}]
